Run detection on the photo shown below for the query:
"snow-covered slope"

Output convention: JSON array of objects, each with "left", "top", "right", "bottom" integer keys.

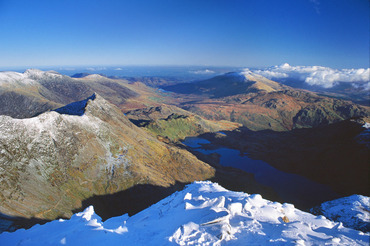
[
  {"left": 0, "top": 69, "right": 62, "bottom": 87},
  {"left": 1, "top": 181, "right": 368, "bottom": 245},
  {"left": 311, "top": 195, "right": 370, "bottom": 233}
]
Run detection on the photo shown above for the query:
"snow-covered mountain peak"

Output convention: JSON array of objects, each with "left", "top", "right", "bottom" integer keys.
[
  {"left": 1, "top": 181, "right": 368, "bottom": 245},
  {"left": 24, "top": 68, "right": 62, "bottom": 79},
  {"left": 83, "top": 74, "right": 107, "bottom": 80},
  {"left": 0, "top": 71, "right": 37, "bottom": 87},
  {"left": 0, "top": 69, "right": 62, "bottom": 88}
]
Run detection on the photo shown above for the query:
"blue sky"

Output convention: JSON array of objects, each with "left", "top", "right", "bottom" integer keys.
[{"left": 0, "top": 0, "right": 368, "bottom": 69}]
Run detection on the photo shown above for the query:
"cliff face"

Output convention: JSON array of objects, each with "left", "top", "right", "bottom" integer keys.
[{"left": 0, "top": 94, "right": 214, "bottom": 220}]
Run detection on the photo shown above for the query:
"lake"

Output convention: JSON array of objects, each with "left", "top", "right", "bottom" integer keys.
[{"left": 183, "top": 136, "right": 339, "bottom": 209}]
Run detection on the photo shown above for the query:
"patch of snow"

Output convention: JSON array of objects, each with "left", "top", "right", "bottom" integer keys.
[
  {"left": 84, "top": 74, "right": 107, "bottom": 80},
  {"left": 363, "top": 122, "right": 370, "bottom": 129},
  {"left": 311, "top": 195, "right": 370, "bottom": 232},
  {"left": 24, "top": 69, "right": 62, "bottom": 79},
  {"left": 0, "top": 181, "right": 368, "bottom": 245},
  {"left": 104, "top": 146, "right": 129, "bottom": 177}
]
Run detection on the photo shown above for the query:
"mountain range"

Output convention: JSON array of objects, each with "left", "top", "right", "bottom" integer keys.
[
  {"left": 0, "top": 68, "right": 369, "bottom": 241},
  {"left": 0, "top": 69, "right": 137, "bottom": 118},
  {"left": 163, "top": 71, "right": 370, "bottom": 131}
]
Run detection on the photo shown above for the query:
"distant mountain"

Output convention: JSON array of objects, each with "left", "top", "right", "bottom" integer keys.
[
  {"left": 0, "top": 69, "right": 138, "bottom": 118},
  {"left": 164, "top": 71, "right": 370, "bottom": 131},
  {"left": 1, "top": 182, "right": 368, "bottom": 245},
  {"left": 0, "top": 94, "right": 214, "bottom": 228},
  {"left": 123, "top": 76, "right": 185, "bottom": 87},
  {"left": 271, "top": 77, "right": 370, "bottom": 106},
  {"left": 71, "top": 72, "right": 91, "bottom": 78},
  {"left": 164, "top": 71, "right": 289, "bottom": 98}
]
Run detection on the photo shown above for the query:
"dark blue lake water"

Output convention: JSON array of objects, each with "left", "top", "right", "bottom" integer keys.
[{"left": 183, "top": 136, "right": 339, "bottom": 209}]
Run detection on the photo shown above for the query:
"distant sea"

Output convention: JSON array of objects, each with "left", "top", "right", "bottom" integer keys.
[{"left": 3, "top": 66, "right": 243, "bottom": 82}]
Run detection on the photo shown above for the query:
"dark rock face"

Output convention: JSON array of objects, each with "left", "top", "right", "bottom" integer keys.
[{"left": 54, "top": 94, "right": 96, "bottom": 116}]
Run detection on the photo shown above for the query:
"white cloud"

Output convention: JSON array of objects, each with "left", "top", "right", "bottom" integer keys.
[
  {"left": 250, "top": 69, "right": 289, "bottom": 79},
  {"left": 248, "top": 63, "right": 370, "bottom": 90},
  {"left": 114, "top": 68, "right": 123, "bottom": 71},
  {"left": 190, "top": 69, "right": 215, "bottom": 75},
  {"left": 86, "top": 67, "right": 107, "bottom": 71},
  {"left": 352, "top": 82, "right": 370, "bottom": 91}
]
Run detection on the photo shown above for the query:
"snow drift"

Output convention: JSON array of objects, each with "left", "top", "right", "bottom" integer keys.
[{"left": 0, "top": 181, "right": 368, "bottom": 245}]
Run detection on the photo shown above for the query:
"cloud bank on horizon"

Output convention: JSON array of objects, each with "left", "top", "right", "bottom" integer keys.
[
  {"left": 248, "top": 63, "right": 370, "bottom": 90},
  {"left": 190, "top": 69, "right": 215, "bottom": 75}
]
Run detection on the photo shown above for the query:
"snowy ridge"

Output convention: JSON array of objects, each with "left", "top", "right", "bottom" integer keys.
[
  {"left": 24, "top": 69, "right": 62, "bottom": 79},
  {"left": 84, "top": 74, "right": 107, "bottom": 80},
  {"left": 0, "top": 71, "right": 38, "bottom": 87},
  {"left": 0, "top": 181, "right": 368, "bottom": 245},
  {"left": 0, "top": 69, "right": 62, "bottom": 87}
]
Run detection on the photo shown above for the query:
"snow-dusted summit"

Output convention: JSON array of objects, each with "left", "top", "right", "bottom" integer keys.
[
  {"left": 0, "top": 69, "right": 62, "bottom": 87},
  {"left": 0, "top": 181, "right": 368, "bottom": 245}
]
